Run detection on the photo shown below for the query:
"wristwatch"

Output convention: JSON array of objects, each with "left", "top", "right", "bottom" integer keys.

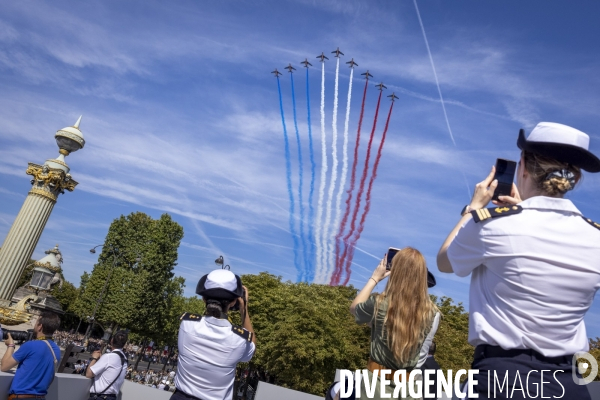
[{"left": 460, "top": 205, "right": 473, "bottom": 216}]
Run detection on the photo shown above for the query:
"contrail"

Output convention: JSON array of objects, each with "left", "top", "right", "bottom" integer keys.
[
  {"left": 334, "top": 76, "right": 369, "bottom": 281},
  {"left": 342, "top": 100, "right": 395, "bottom": 285},
  {"left": 322, "top": 56, "right": 340, "bottom": 281},
  {"left": 413, "top": 0, "right": 455, "bottom": 146},
  {"left": 276, "top": 76, "right": 302, "bottom": 280},
  {"left": 289, "top": 71, "right": 309, "bottom": 282},
  {"left": 305, "top": 66, "right": 317, "bottom": 282},
  {"left": 414, "top": 0, "right": 471, "bottom": 198},
  {"left": 328, "top": 66, "right": 353, "bottom": 282},
  {"left": 314, "top": 60, "right": 327, "bottom": 283},
  {"left": 334, "top": 89, "right": 382, "bottom": 285}
]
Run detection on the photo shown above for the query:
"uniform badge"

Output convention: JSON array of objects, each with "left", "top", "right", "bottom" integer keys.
[
  {"left": 470, "top": 205, "right": 523, "bottom": 223},
  {"left": 231, "top": 325, "right": 253, "bottom": 342},
  {"left": 583, "top": 216, "right": 600, "bottom": 231},
  {"left": 180, "top": 312, "right": 202, "bottom": 321}
]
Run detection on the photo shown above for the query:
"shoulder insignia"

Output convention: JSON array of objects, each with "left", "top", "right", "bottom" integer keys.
[
  {"left": 582, "top": 216, "right": 600, "bottom": 231},
  {"left": 180, "top": 312, "right": 202, "bottom": 321},
  {"left": 231, "top": 325, "right": 253, "bottom": 342},
  {"left": 470, "top": 205, "right": 523, "bottom": 223}
]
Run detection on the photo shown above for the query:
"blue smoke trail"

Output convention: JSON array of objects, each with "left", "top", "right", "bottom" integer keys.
[
  {"left": 277, "top": 77, "right": 302, "bottom": 280},
  {"left": 290, "top": 73, "right": 308, "bottom": 282},
  {"left": 305, "top": 67, "right": 317, "bottom": 282}
]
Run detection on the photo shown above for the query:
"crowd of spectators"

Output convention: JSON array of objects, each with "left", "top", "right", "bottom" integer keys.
[{"left": 125, "top": 368, "right": 176, "bottom": 390}]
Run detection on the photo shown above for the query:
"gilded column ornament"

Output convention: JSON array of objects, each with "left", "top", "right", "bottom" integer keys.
[{"left": 0, "top": 117, "right": 85, "bottom": 304}]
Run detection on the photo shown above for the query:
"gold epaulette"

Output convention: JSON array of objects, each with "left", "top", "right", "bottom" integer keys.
[
  {"left": 231, "top": 325, "right": 253, "bottom": 342},
  {"left": 582, "top": 216, "right": 600, "bottom": 231},
  {"left": 180, "top": 312, "right": 202, "bottom": 321},
  {"left": 470, "top": 205, "right": 523, "bottom": 223}
]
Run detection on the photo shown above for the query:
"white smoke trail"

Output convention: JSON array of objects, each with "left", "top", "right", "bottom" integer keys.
[
  {"left": 327, "top": 67, "right": 353, "bottom": 282},
  {"left": 322, "top": 57, "right": 340, "bottom": 282},
  {"left": 314, "top": 61, "right": 328, "bottom": 283},
  {"left": 413, "top": 0, "right": 455, "bottom": 146},
  {"left": 414, "top": 0, "right": 472, "bottom": 198}
]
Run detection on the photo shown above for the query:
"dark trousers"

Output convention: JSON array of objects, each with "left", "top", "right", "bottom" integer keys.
[
  {"left": 170, "top": 389, "right": 204, "bottom": 400},
  {"left": 468, "top": 345, "right": 591, "bottom": 400}
]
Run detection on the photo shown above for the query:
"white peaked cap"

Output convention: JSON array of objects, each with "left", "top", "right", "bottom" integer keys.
[
  {"left": 204, "top": 269, "right": 237, "bottom": 292},
  {"left": 517, "top": 122, "right": 600, "bottom": 172}
]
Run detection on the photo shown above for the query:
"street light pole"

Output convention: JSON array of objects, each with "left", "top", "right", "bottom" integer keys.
[{"left": 83, "top": 244, "right": 119, "bottom": 347}]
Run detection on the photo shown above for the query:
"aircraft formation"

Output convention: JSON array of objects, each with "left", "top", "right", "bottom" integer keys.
[
  {"left": 272, "top": 48, "right": 397, "bottom": 286},
  {"left": 274, "top": 49, "right": 393, "bottom": 97}
]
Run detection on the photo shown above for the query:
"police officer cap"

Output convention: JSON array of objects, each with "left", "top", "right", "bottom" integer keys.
[
  {"left": 196, "top": 269, "right": 243, "bottom": 300},
  {"left": 517, "top": 122, "right": 600, "bottom": 172}
]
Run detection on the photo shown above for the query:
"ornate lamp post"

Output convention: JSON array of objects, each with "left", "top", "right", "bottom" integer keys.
[{"left": 0, "top": 117, "right": 85, "bottom": 304}]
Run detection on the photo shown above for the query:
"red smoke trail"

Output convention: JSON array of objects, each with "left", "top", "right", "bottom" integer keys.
[
  {"left": 333, "top": 78, "right": 369, "bottom": 280},
  {"left": 332, "top": 89, "right": 382, "bottom": 285},
  {"left": 342, "top": 101, "right": 395, "bottom": 285}
]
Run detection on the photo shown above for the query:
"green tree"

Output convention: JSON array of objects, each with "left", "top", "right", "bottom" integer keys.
[
  {"left": 240, "top": 273, "right": 370, "bottom": 396},
  {"left": 72, "top": 212, "right": 184, "bottom": 337},
  {"left": 586, "top": 337, "right": 600, "bottom": 381},
  {"left": 430, "top": 296, "right": 473, "bottom": 373}
]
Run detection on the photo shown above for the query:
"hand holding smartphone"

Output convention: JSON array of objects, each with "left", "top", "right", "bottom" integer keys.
[
  {"left": 386, "top": 247, "right": 400, "bottom": 270},
  {"left": 492, "top": 158, "right": 517, "bottom": 201}
]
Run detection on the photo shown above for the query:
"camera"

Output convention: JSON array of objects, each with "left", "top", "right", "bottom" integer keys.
[
  {"left": 89, "top": 343, "right": 102, "bottom": 352},
  {"left": 2, "top": 329, "right": 34, "bottom": 342},
  {"left": 230, "top": 287, "right": 247, "bottom": 311}
]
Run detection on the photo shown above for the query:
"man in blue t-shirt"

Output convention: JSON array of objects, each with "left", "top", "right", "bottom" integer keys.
[{"left": 1, "top": 311, "right": 61, "bottom": 400}]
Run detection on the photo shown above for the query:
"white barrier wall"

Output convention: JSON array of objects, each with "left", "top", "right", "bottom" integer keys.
[
  {"left": 0, "top": 372, "right": 90, "bottom": 400},
  {"left": 1, "top": 372, "right": 599, "bottom": 400},
  {"left": 0, "top": 373, "right": 172, "bottom": 400},
  {"left": 119, "top": 380, "right": 172, "bottom": 400},
  {"left": 256, "top": 381, "right": 323, "bottom": 400}
]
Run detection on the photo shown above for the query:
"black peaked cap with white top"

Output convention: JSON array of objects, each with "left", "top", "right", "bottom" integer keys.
[
  {"left": 517, "top": 122, "right": 600, "bottom": 172},
  {"left": 196, "top": 269, "right": 243, "bottom": 300}
]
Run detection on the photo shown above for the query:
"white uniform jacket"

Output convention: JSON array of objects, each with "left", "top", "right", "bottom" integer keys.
[
  {"left": 447, "top": 196, "right": 600, "bottom": 357},
  {"left": 175, "top": 314, "right": 255, "bottom": 400}
]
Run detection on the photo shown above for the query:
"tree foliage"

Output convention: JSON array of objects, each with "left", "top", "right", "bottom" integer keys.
[
  {"left": 586, "top": 337, "right": 600, "bottom": 381},
  {"left": 430, "top": 295, "right": 473, "bottom": 373},
  {"left": 239, "top": 273, "right": 371, "bottom": 396},
  {"left": 71, "top": 212, "right": 184, "bottom": 336}
]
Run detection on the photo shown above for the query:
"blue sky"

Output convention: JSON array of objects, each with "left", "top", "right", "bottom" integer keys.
[{"left": 1, "top": 0, "right": 599, "bottom": 336}]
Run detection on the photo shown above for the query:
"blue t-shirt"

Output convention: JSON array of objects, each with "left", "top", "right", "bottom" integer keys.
[{"left": 10, "top": 340, "right": 61, "bottom": 395}]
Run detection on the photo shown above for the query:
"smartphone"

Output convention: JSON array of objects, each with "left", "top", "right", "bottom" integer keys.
[
  {"left": 492, "top": 158, "right": 517, "bottom": 201},
  {"left": 386, "top": 247, "right": 400, "bottom": 270}
]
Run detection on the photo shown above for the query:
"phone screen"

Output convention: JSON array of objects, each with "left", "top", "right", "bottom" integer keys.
[
  {"left": 386, "top": 248, "right": 400, "bottom": 270},
  {"left": 492, "top": 159, "right": 517, "bottom": 200}
]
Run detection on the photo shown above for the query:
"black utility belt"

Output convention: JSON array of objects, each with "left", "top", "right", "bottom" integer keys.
[
  {"left": 174, "top": 388, "right": 205, "bottom": 400},
  {"left": 475, "top": 345, "right": 573, "bottom": 365},
  {"left": 89, "top": 394, "right": 117, "bottom": 399}
]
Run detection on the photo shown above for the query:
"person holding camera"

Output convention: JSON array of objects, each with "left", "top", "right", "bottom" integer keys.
[
  {"left": 85, "top": 330, "right": 129, "bottom": 400},
  {"left": 350, "top": 247, "right": 439, "bottom": 399},
  {"left": 437, "top": 122, "right": 600, "bottom": 399},
  {"left": 172, "top": 269, "right": 256, "bottom": 400},
  {"left": 1, "top": 312, "right": 61, "bottom": 400}
]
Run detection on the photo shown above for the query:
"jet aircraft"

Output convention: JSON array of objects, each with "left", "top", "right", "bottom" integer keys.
[
  {"left": 361, "top": 70, "right": 373, "bottom": 79},
  {"left": 271, "top": 69, "right": 282, "bottom": 77},
  {"left": 388, "top": 93, "right": 399, "bottom": 102},
  {"left": 316, "top": 52, "right": 329, "bottom": 62},
  {"left": 285, "top": 64, "right": 296, "bottom": 73},
  {"left": 375, "top": 82, "right": 387, "bottom": 91},
  {"left": 346, "top": 58, "right": 358, "bottom": 68},
  {"left": 331, "top": 47, "right": 344, "bottom": 57},
  {"left": 301, "top": 58, "right": 313, "bottom": 68}
]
